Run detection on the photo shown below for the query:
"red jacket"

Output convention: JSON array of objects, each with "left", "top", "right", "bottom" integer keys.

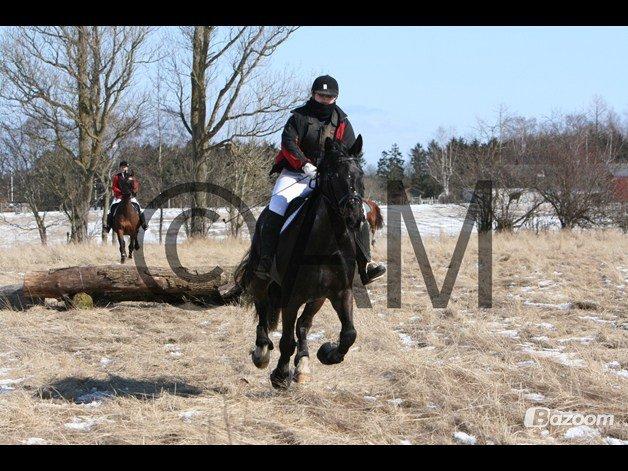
[{"left": 112, "top": 173, "right": 139, "bottom": 199}]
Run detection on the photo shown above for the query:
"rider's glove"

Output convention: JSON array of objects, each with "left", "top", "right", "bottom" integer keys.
[{"left": 302, "top": 163, "right": 317, "bottom": 179}]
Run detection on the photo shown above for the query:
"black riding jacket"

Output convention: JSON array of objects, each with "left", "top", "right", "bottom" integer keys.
[{"left": 271, "top": 99, "right": 356, "bottom": 174}]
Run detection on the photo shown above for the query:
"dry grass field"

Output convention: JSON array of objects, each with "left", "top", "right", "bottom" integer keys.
[{"left": 0, "top": 230, "right": 626, "bottom": 444}]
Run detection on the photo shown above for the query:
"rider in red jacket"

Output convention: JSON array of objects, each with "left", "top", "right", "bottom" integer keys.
[{"left": 103, "top": 161, "right": 148, "bottom": 232}]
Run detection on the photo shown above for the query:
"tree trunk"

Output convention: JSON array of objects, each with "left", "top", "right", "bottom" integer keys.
[
  {"left": 189, "top": 26, "right": 210, "bottom": 238},
  {"left": 73, "top": 27, "right": 94, "bottom": 243}
]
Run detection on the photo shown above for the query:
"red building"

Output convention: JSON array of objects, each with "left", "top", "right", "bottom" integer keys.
[{"left": 611, "top": 163, "right": 628, "bottom": 202}]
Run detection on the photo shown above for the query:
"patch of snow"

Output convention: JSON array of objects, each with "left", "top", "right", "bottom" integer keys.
[
  {"left": 516, "top": 360, "right": 537, "bottom": 368},
  {"left": 99, "top": 357, "right": 113, "bottom": 367},
  {"left": 538, "top": 280, "right": 554, "bottom": 288},
  {"left": 24, "top": 437, "right": 47, "bottom": 445},
  {"left": 0, "top": 367, "right": 12, "bottom": 376},
  {"left": 453, "top": 431, "right": 477, "bottom": 445},
  {"left": 564, "top": 425, "right": 600, "bottom": 441},
  {"left": 579, "top": 315, "right": 615, "bottom": 326},
  {"left": 558, "top": 336, "right": 595, "bottom": 345},
  {"left": 0, "top": 377, "right": 24, "bottom": 387},
  {"left": 76, "top": 389, "right": 112, "bottom": 404},
  {"left": 540, "top": 430, "right": 550, "bottom": 437},
  {"left": 64, "top": 416, "right": 111, "bottom": 432},
  {"left": 531, "top": 336, "right": 550, "bottom": 342},
  {"left": 520, "top": 345, "right": 585, "bottom": 368},
  {"left": 179, "top": 409, "right": 203, "bottom": 423},
  {"left": 307, "top": 331, "right": 325, "bottom": 342},
  {"left": 397, "top": 333, "right": 416, "bottom": 349},
  {"left": 523, "top": 392, "right": 546, "bottom": 402},
  {"left": 604, "top": 437, "right": 628, "bottom": 445},
  {"left": 399, "top": 439, "right": 412, "bottom": 445},
  {"left": 363, "top": 395, "right": 378, "bottom": 402},
  {"left": 520, "top": 286, "right": 534, "bottom": 293},
  {"left": 603, "top": 362, "right": 628, "bottom": 379},
  {"left": 497, "top": 329, "right": 520, "bottom": 339},
  {"left": 387, "top": 398, "right": 404, "bottom": 406},
  {"left": 271, "top": 332, "right": 281, "bottom": 339},
  {"left": 535, "top": 322, "right": 556, "bottom": 331}
]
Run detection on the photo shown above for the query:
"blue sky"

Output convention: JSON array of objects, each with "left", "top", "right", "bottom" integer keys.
[{"left": 268, "top": 26, "right": 628, "bottom": 166}]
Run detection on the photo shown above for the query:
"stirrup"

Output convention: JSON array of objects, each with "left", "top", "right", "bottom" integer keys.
[{"left": 361, "top": 261, "right": 386, "bottom": 285}]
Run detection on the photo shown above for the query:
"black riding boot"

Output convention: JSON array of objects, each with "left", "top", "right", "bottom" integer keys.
[
  {"left": 139, "top": 212, "right": 148, "bottom": 230},
  {"left": 356, "top": 219, "right": 386, "bottom": 285},
  {"left": 254, "top": 210, "right": 285, "bottom": 280},
  {"left": 103, "top": 211, "right": 114, "bottom": 233}
]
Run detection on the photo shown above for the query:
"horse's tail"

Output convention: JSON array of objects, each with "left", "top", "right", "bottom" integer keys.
[
  {"left": 233, "top": 248, "right": 252, "bottom": 292},
  {"left": 373, "top": 204, "right": 384, "bottom": 230},
  {"left": 215, "top": 248, "right": 253, "bottom": 305}
]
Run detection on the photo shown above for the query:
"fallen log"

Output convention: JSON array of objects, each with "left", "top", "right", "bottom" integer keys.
[
  {"left": 0, "top": 284, "right": 44, "bottom": 310},
  {"left": 12, "top": 265, "right": 235, "bottom": 307}
]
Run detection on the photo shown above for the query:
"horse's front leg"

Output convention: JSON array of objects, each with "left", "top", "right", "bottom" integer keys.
[
  {"left": 270, "top": 303, "right": 299, "bottom": 389},
  {"left": 251, "top": 300, "right": 274, "bottom": 369},
  {"left": 294, "top": 298, "right": 325, "bottom": 383},
  {"left": 317, "top": 289, "right": 356, "bottom": 365},
  {"left": 128, "top": 235, "right": 135, "bottom": 259},
  {"left": 117, "top": 231, "right": 126, "bottom": 264}
]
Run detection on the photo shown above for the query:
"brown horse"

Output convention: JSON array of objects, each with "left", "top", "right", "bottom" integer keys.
[
  {"left": 363, "top": 198, "right": 383, "bottom": 246},
  {"left": 113, "top": 174, "right": 141, "bottom": 264}
]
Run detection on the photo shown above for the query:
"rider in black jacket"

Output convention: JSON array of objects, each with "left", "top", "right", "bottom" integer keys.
[{"left": 257, "top": 75, "right": 386, "bottom": 285}]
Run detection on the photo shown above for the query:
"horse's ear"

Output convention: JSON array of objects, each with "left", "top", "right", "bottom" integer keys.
[{"left": 348, "top": 134, "right": 363, "bottom": 157}]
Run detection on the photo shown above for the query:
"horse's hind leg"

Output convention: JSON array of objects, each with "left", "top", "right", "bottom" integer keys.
[
  {"left": 270, "top": 303, "right": 299, "bottom": 389},
  {"left": 294, "top": 298, "right": 325, "bottom": 383},
  {"left": 251, "top": 300, "right": 274, "bottom": 369},
  {"left": 317, "top": 289, "right": 356, "bottom": 366}
]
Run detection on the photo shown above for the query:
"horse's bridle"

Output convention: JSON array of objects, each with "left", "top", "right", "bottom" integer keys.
[{"left": 318, "top": 157, "right": 364, "bottom": 219}]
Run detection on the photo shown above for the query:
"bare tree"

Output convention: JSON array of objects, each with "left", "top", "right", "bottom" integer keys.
[
  {"left": 166, "top": 26, "right": 302, "bottom": 238},
  {"left": 220, "top": 140, "right": 275, "bottom": 237},
  {"left": 0, "top": 26, "right": 153, "bottom": 242},
  {"left": 531, "top": 113, "right": 616, "bottom": 229},
  {"left": 0, "top": 119, "right": 63, "bottom": 244}
]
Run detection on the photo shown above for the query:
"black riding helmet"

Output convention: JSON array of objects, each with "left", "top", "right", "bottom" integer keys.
[{"left": 311, "top": 75, "right": 339, "bottom": 97}]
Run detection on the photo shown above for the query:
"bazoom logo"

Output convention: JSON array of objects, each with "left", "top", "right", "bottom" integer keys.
[{"left": 524, "top": 407, "right": 614, "bottom": 428}]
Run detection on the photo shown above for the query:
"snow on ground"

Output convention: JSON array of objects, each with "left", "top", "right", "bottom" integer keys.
[
  {"left": 564, "top": 425, "right": 600, "bottom": 441},
  {"left": 63, "top": 416, "right": 112, "bottom": 432},
  {"left": 453, "top": 431, "right": 477, "bottom": 445},
  {"left": 0, "top": 203, "right": 562, "bottom": 248}
]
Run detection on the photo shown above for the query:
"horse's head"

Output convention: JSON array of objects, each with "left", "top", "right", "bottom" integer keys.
[
  {"left": 317, "top": 135, "right": 365, "bottom": 230},
  {"left": 118, "top": 170, "right": 135, "bottom": 198}
]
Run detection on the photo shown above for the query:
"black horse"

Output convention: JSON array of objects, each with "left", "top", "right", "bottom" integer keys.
[{"left": 234, "top": 136, "right": 366, "bottom": 389}]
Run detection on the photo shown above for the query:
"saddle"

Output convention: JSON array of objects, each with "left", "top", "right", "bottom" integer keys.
[
  {"left": 112, "top": 201, "right": 141, "bottom": 218},
  {"left": 280, "top": 195, "right": 309, "bottom": 234}
]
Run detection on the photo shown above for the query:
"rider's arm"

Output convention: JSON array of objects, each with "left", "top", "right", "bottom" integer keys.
[
  {"left": 280, "top": 114, "right": 312, "bottom": 169},
  {"left": 339, "top": 118, "right": 356, "bottom": 149}
]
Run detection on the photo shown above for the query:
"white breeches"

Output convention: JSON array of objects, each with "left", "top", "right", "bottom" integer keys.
[
  {"left": 268, "top": 169, "right": 315, "bottom": 216},
  {"left": 111, "top": 197, "right": 140, "bottom": 208}
]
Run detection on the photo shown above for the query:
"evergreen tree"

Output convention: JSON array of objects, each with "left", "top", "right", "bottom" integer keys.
[{"left": 377, "top": 143, "right": 405, "bottom": 182}]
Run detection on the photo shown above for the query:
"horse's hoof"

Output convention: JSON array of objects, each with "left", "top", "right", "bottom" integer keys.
[
  {"left": 317, "top": 342, "right": 342, "bottom": 365},
  {"left": 120, "top": 258, "right": 126, "bottom": 264},
  {"left": 270, "top": 368, "right": 291, "bottom": 390},
  {"left": 251, "top": 345, "right": 270, "bottom": 369},
  {"left": 295, "top": 356, "right": 311, "bottom": 383}
]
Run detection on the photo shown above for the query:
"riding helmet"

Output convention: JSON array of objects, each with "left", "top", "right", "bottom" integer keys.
[{"left": 311, "top": 75, "right": 339, "bottom": 97}]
